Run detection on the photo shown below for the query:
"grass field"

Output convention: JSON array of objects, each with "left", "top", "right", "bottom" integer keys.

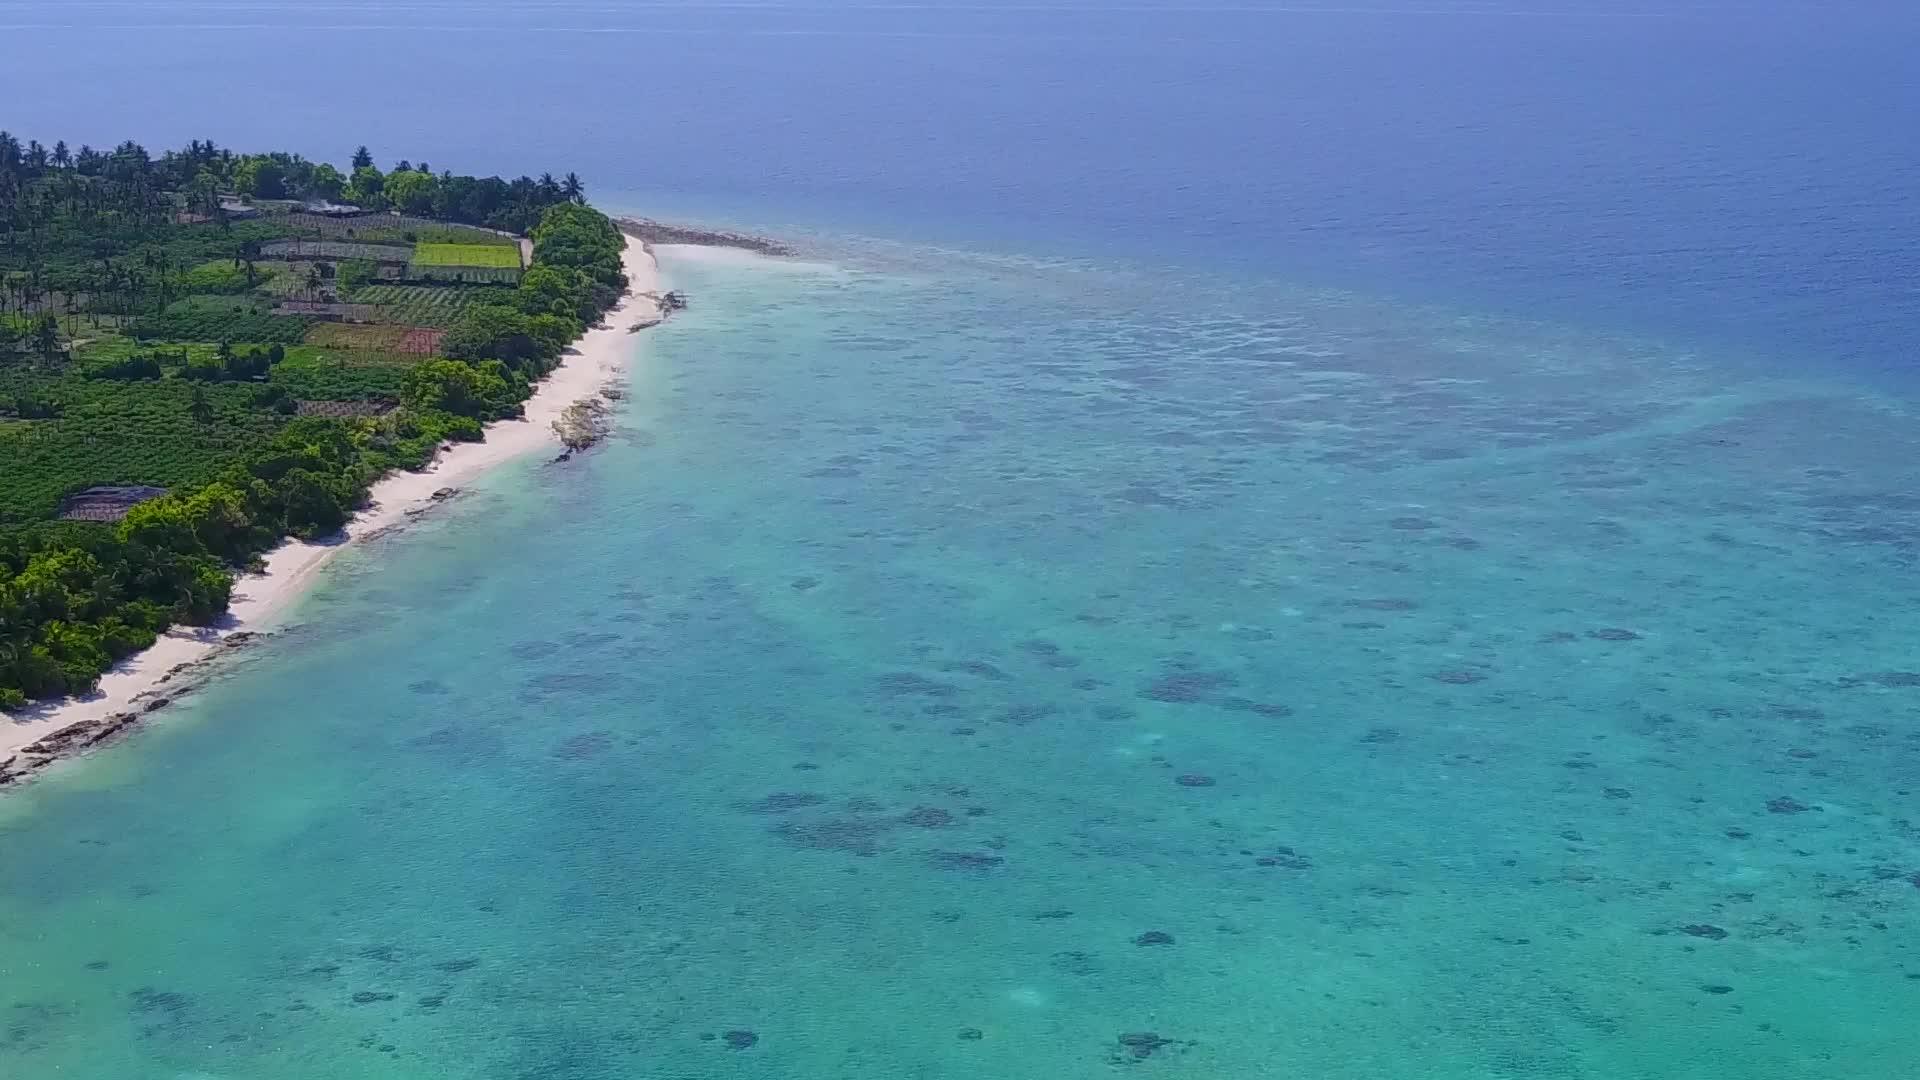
[{"left": 412, "top": 243, "right": 522, "bottom": 269}]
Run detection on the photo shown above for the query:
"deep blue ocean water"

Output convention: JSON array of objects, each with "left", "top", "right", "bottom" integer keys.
[{"left": 4, "top": 2, "right": 1920, "bottom": 1077}]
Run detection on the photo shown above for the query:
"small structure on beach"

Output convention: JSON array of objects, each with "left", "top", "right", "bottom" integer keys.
[{"left": 58, "top": 486, "right": 170, "bottom": 523}]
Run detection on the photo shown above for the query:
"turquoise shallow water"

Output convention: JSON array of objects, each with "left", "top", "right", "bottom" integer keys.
[{"left": 3, "top": 242, "right": 1920, "bottom": 1078}]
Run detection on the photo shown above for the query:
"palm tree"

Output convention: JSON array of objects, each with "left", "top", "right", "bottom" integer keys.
[
  {"left": 561, "top": 172, "right": 585, "bottom": 203},
  {"left": 33, "top": 315, "right": 60, "bottom": 367},
  {"left": 51, "top": 141, "right": 71, "bottom": 169},
  {"left": 189, "top": 385, "right": 214, "bottom": 424}
]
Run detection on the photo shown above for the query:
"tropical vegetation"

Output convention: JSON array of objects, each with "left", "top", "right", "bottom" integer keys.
[{"left": 0, "top": 133, "right": 626, "bottom": 708}]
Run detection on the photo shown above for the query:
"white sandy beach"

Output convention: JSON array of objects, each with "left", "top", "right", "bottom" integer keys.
[{"left": 1, "top": 236, "right": 660, "bottom": 762}]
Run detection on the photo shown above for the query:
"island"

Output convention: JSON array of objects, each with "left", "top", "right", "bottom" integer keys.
[{"left": 0, "top": 135, "right": 654, "bottom": 775}]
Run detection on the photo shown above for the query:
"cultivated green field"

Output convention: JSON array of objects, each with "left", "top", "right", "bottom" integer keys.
[
  {"left": 351, "top": 283, "right": 515, "bottom": 327},
  {"left": 412, "top": 242, "right": 522, "bottom": 269}
]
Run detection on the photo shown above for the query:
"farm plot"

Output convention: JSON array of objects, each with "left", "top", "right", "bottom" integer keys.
[
  {"left": 305, "top": 322, "right": 446, "bottom": 355},
  {"left": 130, "top": 298, "right": 312, "bottom": 344},
  {"left": 413, "top": 243, "right": 523, "bottom": 269},
  {"left": 353, "top": 284, "right": 514, "bottom": 327},
  {"left": 282, "top": 212, "right": 518, "bottom": 247},
  {"left": 259, "top": 239, "right": 412, "bottom": 263},
  {"left": 305, "top": 323, "right": 409, "bottom": 350},
  {"left": 269, "top": 347, "right": 419, "bottom": 402},
  {"left": 404, "top": 266, "right": 521, "bottom": 285}
]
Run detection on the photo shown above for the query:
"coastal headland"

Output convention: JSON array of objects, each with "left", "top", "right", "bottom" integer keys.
[
  {"left": 0, "top": 135, "right": 805, "bottom": 787},
  {"left": 0, "top": 236, "right": 662, "bottom": 785}
]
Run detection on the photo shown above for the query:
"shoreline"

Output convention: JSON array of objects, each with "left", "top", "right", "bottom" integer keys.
[{"left": 0, "top": 235, "right": 663, "bottom": 782}]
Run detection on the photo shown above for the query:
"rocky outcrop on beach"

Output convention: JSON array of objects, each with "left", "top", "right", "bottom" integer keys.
[
  {"left": 0, "top": 632, "right": 270, "bottom": 787},
  {"left": 615, "top": 217, "right": 793, "bottom": 257},
  {"left": 551, "top": 395, "right": 616, "bottom": 459},
  {"left": 627, "top": 289, "right": 687, "bottom": 333}
]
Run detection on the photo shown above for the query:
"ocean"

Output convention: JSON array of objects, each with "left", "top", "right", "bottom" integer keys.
[{"left": 3, "top": 2, "right": 1920, "bottom": 1077}]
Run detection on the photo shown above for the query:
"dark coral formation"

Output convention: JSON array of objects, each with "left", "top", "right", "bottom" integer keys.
[
  {"left": 1112, "top": 1031, "right": 1189, "bottom": 1063},
  {"left": 1766, "top": 796, "right": 1816, "bottom": 814},
  {"left": 1349, "top": 597, "right": 1419, "bottom": 611},
  {"left": 928, "top": 850, "right": 1005, "bottom": 871},
  {"left": 1218, "top": 697, "right": 1292, "bottom": 718},
  {"left": 997, "top": 703, "right": 1058, "bottom": 725},
  {"left": 1174, "top": 774, "right": 1216, "bottom": 788},
  {"left": 1132, "top": 930, "right": 1175, "bottom": 947},
  {"left": 1429, "top": 669, "right": 1487, "bottom": 685},
  {"left": 722, "top": 1029, "right": 758, "bottom": 1050},
  {"left": 875, "top": 672, "right": 959, "bottom": 697},
  {"left": 774, "top": 818, "right": 891, "bottom": 856},
  {"left": 1680, "top": 924, "right": 1729, "bottom": 940},
  {"left": 1254, "top": 846, "right": 1312, "bottom": 870},
  {"left": 1051, "top": 950, "right": 1101, "bottom": 975},
  {"left": 128, "top": 987, "right": 191, "bottom": 1015},
  {"left": 553, "top": 731, "right": 615, "bottom": 760},
  {"left": 1140, "top": 669, "right": 1238, "bottom": 703},
  {"left": 941, "top": 660, "right": 1010, "bottom": 680},
  {"left": 1588, "top": 628, "right": 1642, "bottom": 641},
  {"left": 741, "top": 792, "right": 829, "bottom": 813},
  {"left": 901, "top": 807, "right": 955, "bottom": 828}
]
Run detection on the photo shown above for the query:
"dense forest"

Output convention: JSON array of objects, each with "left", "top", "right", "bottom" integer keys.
[{"left": 0, "top": 134, "right": 628, "bottom": 708}]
